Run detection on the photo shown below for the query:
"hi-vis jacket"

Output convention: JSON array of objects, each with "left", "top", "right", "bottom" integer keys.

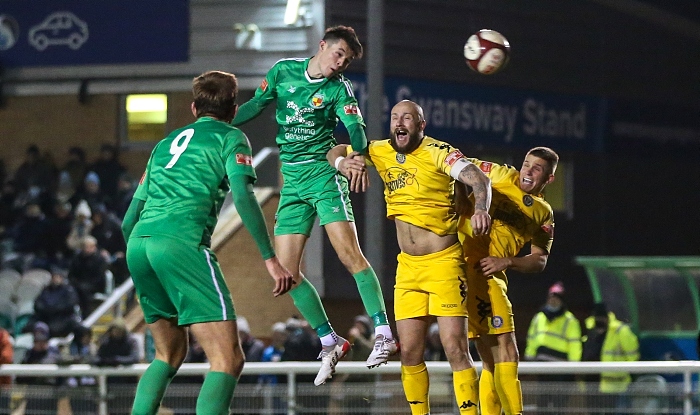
[
  {"left": 584, "top": 312, "right": 640, "bottom": 393},
  {"left": 525, "top": 310, "right": 582, "bottom": 362}
]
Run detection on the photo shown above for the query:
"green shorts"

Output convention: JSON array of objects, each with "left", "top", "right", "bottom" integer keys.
[
  {"left": 126, "top": 235, "right": 235, "bottom": 325},
  {"left": 275, "top": 161, "right": 354, "bottom": 236}
]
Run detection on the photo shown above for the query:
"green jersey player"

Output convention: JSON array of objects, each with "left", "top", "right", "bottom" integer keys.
[
  {"left": 232, "top": 25, "right": 397, "bottom": 385},
  {"left": 122, "top": 71, "right": 293, "bottom": 415}
]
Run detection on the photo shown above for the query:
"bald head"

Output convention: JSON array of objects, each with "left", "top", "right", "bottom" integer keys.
[
  {"left": 390, "top": 100, "right": 426, "bottom": 154},
  {"left": 392, "top": 100, "right": 424, "bottom": 121}
]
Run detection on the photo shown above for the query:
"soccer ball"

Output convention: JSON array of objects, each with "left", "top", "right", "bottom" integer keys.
[{"left": 464, "top": 29, "right": 510, "bottom": 75}]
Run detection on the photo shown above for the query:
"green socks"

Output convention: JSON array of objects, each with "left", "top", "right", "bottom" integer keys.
[
  {"left": 353, "top": 267, "right": 389, "bottom": 327},
  {"left": 196, "top": 371, "right": 237, "bottom": 415},
  {"left": 289, "top": 269, "right": 389, "bottom": 338},
  {"left": 289, "top": 277, "right": 332, "bottom": 336},
  {"left": 132, "top": 362, "right": 238, "bottom": 415},
  {"left": 131, "top": 359, "right": 178, "bottom": 415}
]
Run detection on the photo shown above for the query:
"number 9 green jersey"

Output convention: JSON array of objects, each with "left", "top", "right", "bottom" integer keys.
[{"left": 131, "top": 117, "right": 257, "bottom": 247}]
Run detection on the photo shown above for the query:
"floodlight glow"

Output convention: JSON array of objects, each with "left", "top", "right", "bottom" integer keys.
[
  {"left": 284, "top": 0, "right": 301, "bottom": 25},
  {"left": 126, "top": 94, "right": 167, "bottom": 113}
]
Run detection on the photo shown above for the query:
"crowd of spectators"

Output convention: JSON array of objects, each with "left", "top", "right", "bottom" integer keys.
[{"left": 0, "top": 143, "right": 133, "bottom": 336}]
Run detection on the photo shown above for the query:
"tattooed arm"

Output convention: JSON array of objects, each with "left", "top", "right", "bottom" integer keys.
[{"left": 455, "top": 162, "right": 492, "bottom": 235}]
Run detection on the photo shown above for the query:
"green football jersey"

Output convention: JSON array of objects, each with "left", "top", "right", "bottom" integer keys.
[
  {"left": 131, "top": 117, "right": 256, "bottom": 246},
  {"left": 234, "top": 58, "right": 365, "bottom": 163}
]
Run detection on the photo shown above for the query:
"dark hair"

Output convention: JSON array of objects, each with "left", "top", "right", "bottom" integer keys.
[
  {"left": 527, "top": 146, "right": 559, "bottom": 175},
  {"left": 192, "top": 71, "right": 238, "bottom": 121},
  {"left": 26, "top": 145, "right": 40, "bottom": 155},
  {"left": 323, "top": 25, "right": 363, "bottom": 59}
]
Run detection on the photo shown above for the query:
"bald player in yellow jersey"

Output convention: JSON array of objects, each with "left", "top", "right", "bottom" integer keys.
[
  {"left": 328, "top": 99, "right": 492, "bottom": 415},
  {"left": 457, "top": 147, "right": 559, "bottom": 415}
]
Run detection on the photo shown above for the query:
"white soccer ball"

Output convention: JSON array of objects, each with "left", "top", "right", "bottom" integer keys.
[{"left": 464, "top": 29, "right": 510, "bottom": 75}]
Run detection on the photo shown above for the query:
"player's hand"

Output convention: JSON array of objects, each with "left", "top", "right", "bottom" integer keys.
[
  {"left": 265, "top": 257, "right": 294, "bottom": 297},
  {"left": 341, "top": 152, "right": 369, "bottom": 193},
  {"left": 470, "top": 209, "right": 491, "bottom": 235},
  {"left": 478, "top": 256, "right": 511, "bottom": 276}
]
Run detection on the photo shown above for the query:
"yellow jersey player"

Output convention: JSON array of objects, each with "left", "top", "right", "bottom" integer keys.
[
  {"left": 328, "top": 99, "right": 492, "bottom": 415},
  {"left": 457, "top": 147, "right": 559, "bottom": 415}
]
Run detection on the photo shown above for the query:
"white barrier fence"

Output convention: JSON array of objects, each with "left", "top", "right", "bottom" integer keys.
[{"left": 1, "top": 360, "right": 698, "bottom": 415}]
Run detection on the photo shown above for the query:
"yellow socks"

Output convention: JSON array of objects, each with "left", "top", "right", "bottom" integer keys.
[
  {"left": 495, "top": 362, "right": 523, "bottom": 415},
  {"left": 453, "top": 367, "right": 479, "bottom": 414},
  {"left": 479, "top": 368, "right": 503, "bottom": 415},
  {"left": 401, "top": 363, "right": 430, "bottom": 415}
]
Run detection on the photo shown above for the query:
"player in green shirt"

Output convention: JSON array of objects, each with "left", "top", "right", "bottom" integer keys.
[
  {"left": 122, "top": 71, "right": 293, "bottom": 415},
  {"left": 232, "top": 25, "right": 397, "bottom": 385}
]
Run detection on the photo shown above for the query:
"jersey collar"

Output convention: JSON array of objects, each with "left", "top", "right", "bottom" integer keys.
[{"left": 304, "top": 58, "right": 326, "bottom": 84}]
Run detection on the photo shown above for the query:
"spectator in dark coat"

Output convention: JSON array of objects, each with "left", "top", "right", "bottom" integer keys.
[
  {"left": 30, "top": 269, "right": 81, "bottom": 337},
  {"left": 97, "top": 320, "right": 139, "bottom": 368},
  {"left": 90, "top": 203, "right": 126, "bottom": 256},
  {"left": 62, "top": 146, "right": 88, "bottom": 198},
  {"left": 8, "top": 202, "right": 49, "bottom": 255},
  {"left": 282, "top": 318, "right": 321, "bottom": 383},
  {"left": 13, "top": 145, "right": 53, "bottom": 195},
  {"left": 68, "top": 236, "right": 108, "bottom": 318},
  {"left": 44, "top": 201, "right": 74, "bottom": 263},
  {"left": 89, "top": 144, "right": 125, "bottom": 201}
]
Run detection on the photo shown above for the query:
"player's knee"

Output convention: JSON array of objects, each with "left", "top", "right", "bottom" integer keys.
[
  {"left": 338, "top": 250, "right": 368, "bottom": 273},
  {"left": 443, "top": 341, "right": 471, "bottom": 367},
  {"left": 399, "top": 344, "right": 425, "bottom": 366},
  {"left": 210, "top": 351, "right": 245, "bottom": 376},
  {"left": 155, "top": 344, "right": 187, "bottom": 368}
]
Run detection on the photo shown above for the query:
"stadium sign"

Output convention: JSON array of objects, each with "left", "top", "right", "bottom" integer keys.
[{"left": 345, "top": 73, "right": 606, "bottom": 151}]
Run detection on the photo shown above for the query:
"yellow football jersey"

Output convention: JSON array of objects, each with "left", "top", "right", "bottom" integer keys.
[
  {"left": 458, "top": 159, "right": 554, "bottom": 259},
  {"left": 349, "top": 136, "right": 466, "bottom": 236}
]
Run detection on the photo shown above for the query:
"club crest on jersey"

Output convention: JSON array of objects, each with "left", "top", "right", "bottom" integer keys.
[
  {"left": 259, "top": 79, "right": 268, "bottom": 91},
  {"left": 384, "top": 167, "right": 417, "bottom": 193},
  {"left": 236, "top": 153, "right": 253, "bottom": 166},
  {"left": 480, "top": 162, "right": 493, "bottom": 173},
  {"left": 310, "top": 93, "right": 325, "bottom": 108},
  {"left": 491, "top": 316, "right": 504, "bottom": 328},
  {"left": 523, "top": 195, "right": 534, "bottom": 207},
  {"left": 396, "top": 153, "right": 406, "bottom": 164}
]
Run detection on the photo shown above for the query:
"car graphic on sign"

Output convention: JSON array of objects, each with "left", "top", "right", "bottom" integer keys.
[{"left": 29, "top": 12, "right": 89, "bottom": 51}]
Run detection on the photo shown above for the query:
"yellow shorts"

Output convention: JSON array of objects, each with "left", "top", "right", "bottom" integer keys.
[
  {"left": 466, "top": 262, "right": 515, "bottom": 338},
  {"left": 394, "top": 243, "right": 468, "bottom": 320}
]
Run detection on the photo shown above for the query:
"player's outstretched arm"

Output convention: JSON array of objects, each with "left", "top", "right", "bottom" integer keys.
[{"left": 455, "top": 163, "right": 492, "bottom": 235}]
